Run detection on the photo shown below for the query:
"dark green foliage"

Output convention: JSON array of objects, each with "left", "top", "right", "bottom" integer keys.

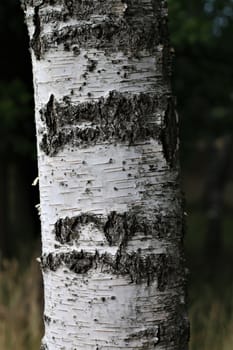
[
  {"left": 0, "top": 1, "right": 38, "bottom": 258},
  {"left": 0, "top": 0, "right": 32, "bottom": 82},
  {"left": 168, "top": 0, "right": 233, "bottom": 165},
  {"left": 0, "top": 80, "right": 35, "bottom": 158},
  {"left": 0, "top": 0, "right": 34, "bottom": 159}
]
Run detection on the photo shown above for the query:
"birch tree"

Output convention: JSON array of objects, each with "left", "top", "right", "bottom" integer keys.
[{"left": 22, "top": 0, "right": 189, "bottom": 349}]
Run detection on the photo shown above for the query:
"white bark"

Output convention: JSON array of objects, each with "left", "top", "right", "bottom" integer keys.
[{"left": 23, "top": 1, "right": 189, "bottom": 349}]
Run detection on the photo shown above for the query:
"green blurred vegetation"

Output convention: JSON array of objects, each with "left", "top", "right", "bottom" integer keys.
[
  {"left": 0, "top": 0, "right": 232, "bottom": 349},
  {"left": 168, "top": 1, "right": 233, "bottom": 348},
  {"left": 168, "top": 0, "right": 233, "bottom": 165}
]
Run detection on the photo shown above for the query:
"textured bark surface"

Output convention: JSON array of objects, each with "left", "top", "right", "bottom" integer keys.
[{"left": 23, "top": 0, "right": 189, "bottom": 349}]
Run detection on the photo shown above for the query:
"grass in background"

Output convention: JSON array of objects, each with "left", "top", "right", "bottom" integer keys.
[
  {"left": 0, "top": 258, "right": 43, "bottom": 350},
  {"left": 189, "top": 285, "right": 233, "bottom": 350},
  {"left": 186, "top": 211, "right": 233, "bottom": 350},
  {"left": 0, "top": 211, "right": 232, "bottom": 350}
]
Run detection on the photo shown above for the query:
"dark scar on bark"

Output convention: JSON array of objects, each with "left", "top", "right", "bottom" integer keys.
[
  {"left": 30, "top": 2, "right": 45, "bottom": 60},
  {"left": 54, "top": 211, "right": 182, "bottom": 246},
  {"left": 40, "top": 343, "right": 48, "bottom": 350},
  {"left": 159, "top": 308, "right": 190, "bottom": 350},
  {"left": 24, "top": 0, "right": 169, "bottom": 58},
  {"left": 124, "top": 326, "right": 159, "bottom": 346},
  {"left": 39, "top": 91, "right": 167, "bottom": 156},
  {"left": 44, "top": 314, "right": 51, "bottom": 325},
  {"left": 54, "top": 213, "right": 102, "bottom": 245},
  {"left": 160, "top": 97, "right": 178, "bottom": 168},
  {"left": 45, "top": 210, "right": 185, "bottom": 288},
  {"left": 43, "top": 94, "right": 57, "bottom": 136},
  {"left": 40, "top": 249, "right": 174, "bottom": 288}
]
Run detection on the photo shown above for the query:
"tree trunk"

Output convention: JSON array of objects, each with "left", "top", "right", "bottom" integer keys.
[
  {"left": 22, "top": 1, "right": 189, "bottom": 349},
  {"left": 203, "top": 135, "right": 233, "bottom": 264}
]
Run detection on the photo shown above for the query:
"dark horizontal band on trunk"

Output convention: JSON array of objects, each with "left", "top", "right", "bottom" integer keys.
[
  {"left": 39, "top": 91, "right": 177, "bottom": 161},
  {"left": 40, "top": 249, "right": 182, "bottom": 289},
  {"left": 54, "top": 210, "right": 183, "bottom": 246},
  {"left": 25, "top": 0, "right": 169, "bottom": 59},
  {"left": 23, "top": 0, "right": 166, "bottom": 21},
  {"left": 34, "top": 19, "right": 162, "bottom": 58}
]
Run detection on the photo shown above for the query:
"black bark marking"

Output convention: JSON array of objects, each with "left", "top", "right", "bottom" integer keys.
[
  {"left": 160, "top": 97, "right": 178, "bottom": 167},
  {"left": 124, "top": 326, "right": 159, "bottom": 346},
  {"left": 43, "top": 94, "right": 57, "bottom": 135},
  {"left": 24, "top": 0, "right": 169, "bottom": 58},
  {"left": 30, "top": 2, "right": 44, "bottom": 60},
  {"left": 40, "top": 94, "right": 59, "bottom": 155},
  {"left": 40, "top": 343, "right": 48, "bottom": 350},
  {"left": 55, "top": 214, "right": 102, "bottom": 244},
  {"left": 42, "top": 18, "right": 159, "bottom": 57},
  {"left": 54, "top": 210, "right": 182, "bottom": 246},
  {"left": 42, "top": 250, "right": 95, "bottom": 274},
  {"left": 103, "top": 211, "right": 149, "bottom": 247},
  {"left": 44, "top": 314, "right": 51, "bottom": 325},
  {"left": 39, "top": 92, "right": 164, "bottom": 155},
  {"left": 48, "top": 208, "right": 186, "bottom": 288},
  {"left": 40, "top": 250, "right": 175, "bottom": 287},
  {"left": 159, "top": 308, "right": 190, "bottom": 350},
  {"left": 87, "top": 58, "right": 98, "bottom": 72},
  {"left": 156, "top": 253, "right": 171, "bottom": 291},
  {"left": 50, "top": 209, "right": 185, "bottom": 287}
]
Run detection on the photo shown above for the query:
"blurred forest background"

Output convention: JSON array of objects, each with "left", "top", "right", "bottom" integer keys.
[{"left": 0, "top": 0, "right": 232, "bottom": 349}]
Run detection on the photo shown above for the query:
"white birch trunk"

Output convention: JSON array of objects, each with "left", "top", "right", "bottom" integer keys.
[{"left": 22, "top": 1, "right": 189, "bottom": 349}]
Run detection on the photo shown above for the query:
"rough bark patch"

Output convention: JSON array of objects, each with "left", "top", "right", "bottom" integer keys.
[
  {"left": 159, "top": 310, "right": 190, "bottom": 350},
  {"left": 54, "top": 210, "right": 182, "bottom": 246},
  {"left": 40, "top": 343, "right": 48, "bottom": 350},
  {"left": 40, "top": 250, "right": 174, "bottom": 289},
  {"left": 23, "top": 0, "right": 169, "bottom": 59},
  {"left": 124, "top": 326, "right": 159, "bottom": 347},
  {"left": 39, "top": 91, "right": 168, "bottom": 155},
  {"left": 31, "top": 4, "right": 42, "bottom": 60},
  {"left": 44, "top": 314, "right": 51, "bottom": 325},
  {"left": 52, "top": 211, "right": 185, "bottom": 289}
]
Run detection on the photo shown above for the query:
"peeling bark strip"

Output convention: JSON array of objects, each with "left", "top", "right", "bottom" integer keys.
[
  {"left": 23, "top": 0, "right": 169, "bottom": 59},
  {"left": 39, "top": 92, "right": 172, "bottom": 156},
  {"left": 40, "top": 250, "right": 176, "bottom": 289}
]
